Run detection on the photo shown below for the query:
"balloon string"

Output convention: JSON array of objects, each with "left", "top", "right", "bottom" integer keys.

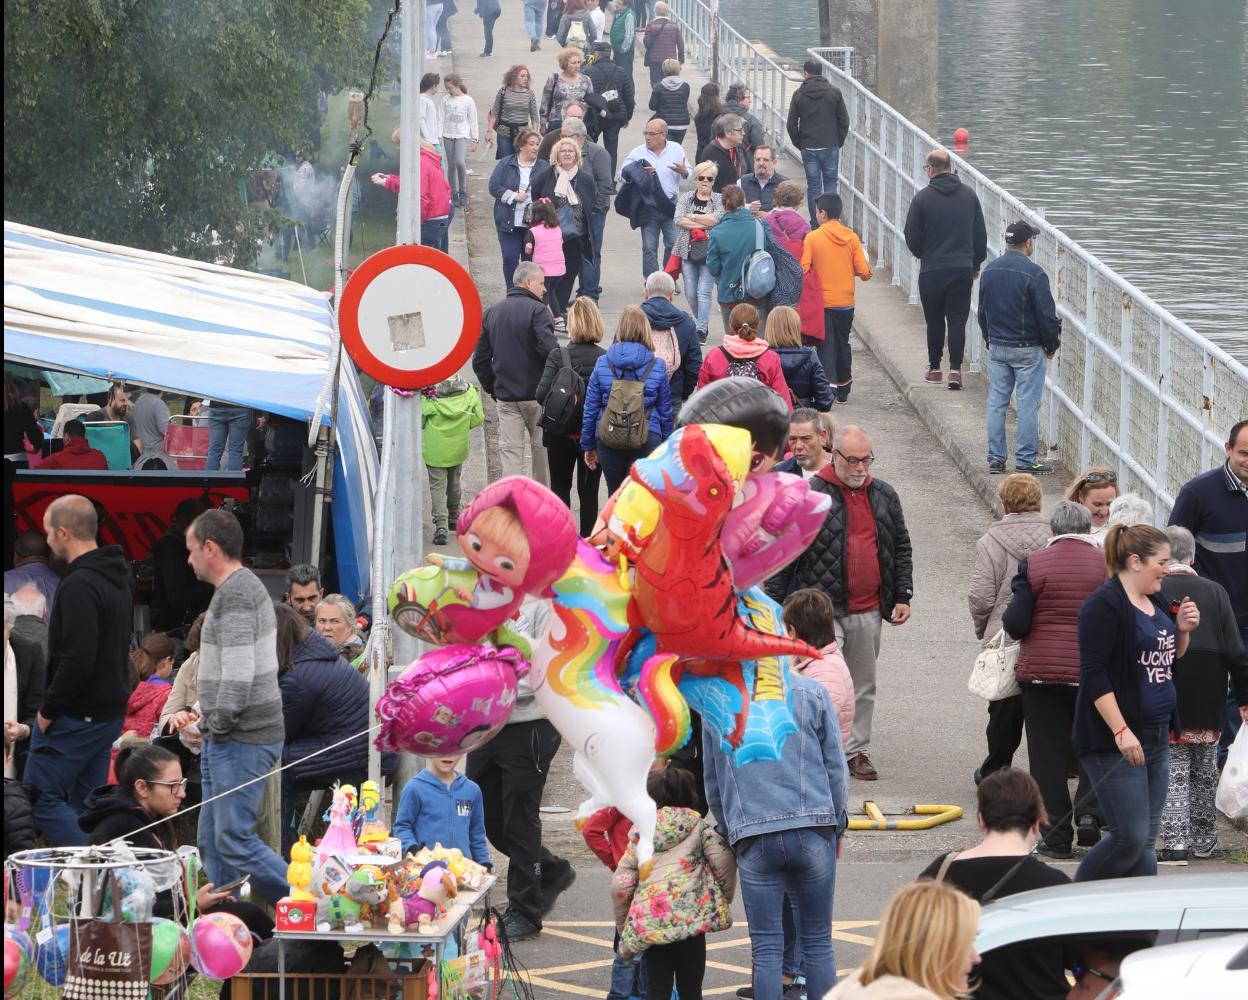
[{"left": 107, "top": 723, "right": 383, "bottom": 847}]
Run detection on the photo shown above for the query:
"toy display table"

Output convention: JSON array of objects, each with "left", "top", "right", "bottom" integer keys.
[{"left": 272, "top": 875, "right": 496, "bottom": 1000}]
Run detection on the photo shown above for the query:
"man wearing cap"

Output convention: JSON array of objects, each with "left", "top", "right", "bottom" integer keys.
[
  {"left": 977, "top": 221, "right": 1062, "bottom": 475},
  {"left": 561, "top": 117, "right": 614, "bottom": 302}
]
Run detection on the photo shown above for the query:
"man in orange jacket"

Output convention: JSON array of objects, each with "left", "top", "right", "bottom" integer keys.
[{"left": 800, "top": 193, "right": 871, "bottom": 402}]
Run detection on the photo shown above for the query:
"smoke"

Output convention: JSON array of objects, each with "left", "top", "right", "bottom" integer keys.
[{"left": 279, "top": 161, "right": 348, "bottom": 229}]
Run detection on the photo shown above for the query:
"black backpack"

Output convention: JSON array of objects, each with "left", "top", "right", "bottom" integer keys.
[
  {"left": 719, "top": 346, "right": 762, "bottom": 382},
  {"left": 539, "top": 348, "right": 587, "bottom": 437}
]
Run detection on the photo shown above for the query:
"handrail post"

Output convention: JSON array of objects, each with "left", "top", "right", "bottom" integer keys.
[{"left": 709, "top": 0, "right": 720, "bottom": 85}]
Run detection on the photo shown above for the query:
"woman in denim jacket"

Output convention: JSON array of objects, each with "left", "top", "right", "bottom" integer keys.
[{"left": 702, "top": 673, "right": 850, "bottom": 1000}]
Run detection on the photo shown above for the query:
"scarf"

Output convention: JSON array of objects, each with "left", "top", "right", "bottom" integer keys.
[
  {"left": 553, "top": 165, "right": 580, "bottom": 205},
  {"left": 723, "top": 333, "right": 768, "bottom": 358}
]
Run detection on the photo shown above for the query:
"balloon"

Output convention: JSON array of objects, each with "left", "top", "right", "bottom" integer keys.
[
  {"left": 530, "top": 540, "right": 660, "bottom": 873},
  {"left": 4, "top": 926, "right": 32, "bottom": 998},
  {"left": 100, "top": 867, "right": 156, "bottom": 923},
  {"left": 720, "top": 472, "right": 832, "bottom": 590},
  {"left": 375, "top": 644, "right": 528, "bottom": 755},
  {"left": 625, "top": 425, "right": 818, "bottom": 665},
  {"left": 391, "top": 477, "right": 578, "bottom": 645},
  {"left": 150, "top": 917, "right": 192, "bottom": 985},
  {"left": 34, "top": 923, "right": 70, "bottom": 987},
  {"left": 191, "top": 912, "right": 253, "bottom": 979}
]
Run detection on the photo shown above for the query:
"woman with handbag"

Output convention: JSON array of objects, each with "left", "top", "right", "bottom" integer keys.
[
  {"left": 530, "top": 138, "right": 597, "bottom": 324},
  {"left": 487, "top": 65, "right": 539, "bottom": 160},
  {"left": 672, "top": 162, "right": 723, "bottom": 343},
  {"left": 487, "top": 128, "right": 551, "bottom": 287},
  {"left": 539, "top": 47, "right": 594, "bottom": 134},
  {"left": 967, "top": 475, "right": 1051, "bottom": 784},
  {"left": 1001, "top": 500, "right": 1107, "bottom": 860},
  {"left": 916, "top": 769, "right": 1070, "bottom": 1000}
]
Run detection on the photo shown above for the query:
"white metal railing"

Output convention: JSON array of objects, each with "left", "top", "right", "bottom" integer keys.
[{"left": 667, "top": 2, "right": 1248, "bottom": 515}]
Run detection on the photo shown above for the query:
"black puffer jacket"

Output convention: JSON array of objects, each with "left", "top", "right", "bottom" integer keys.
[
  {"left": 766, "top": 471, "right": 914, "bottom": 618},
  {"left": 649, "top": 77, "right": 691, "bottom": 127},
  {"left": 4, "top": 779, "right": 37, "bottom": 857},
  {"left": 280, "top": 630, "right": 392, "bottom": 784},
  {"left": 473, "top": 286, "right": 559, "bottom": 401},
  {"left": 773, "top": 346, "right": 834, "bottom": 410}
]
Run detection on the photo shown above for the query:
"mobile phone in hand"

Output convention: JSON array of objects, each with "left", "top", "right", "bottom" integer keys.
[{"left": 213, "top": 876, "right": 249, "bottom": 895}]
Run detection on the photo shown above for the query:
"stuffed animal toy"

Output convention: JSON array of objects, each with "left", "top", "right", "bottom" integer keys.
[{"left": 387, "top": 860, "right": 458, "bottom": 934}]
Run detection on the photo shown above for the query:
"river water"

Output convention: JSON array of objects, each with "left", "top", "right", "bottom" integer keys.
[{"left": 717, "top": 0, "right": 1248, "bottom": 363}]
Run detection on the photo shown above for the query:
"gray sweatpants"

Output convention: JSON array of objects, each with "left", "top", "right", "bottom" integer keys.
[
  {"left": 835, "top": 610, "right": 883, "bottom": 755},
  {"left": 444, "top": 136, "right": 469, "bottom": 200}
]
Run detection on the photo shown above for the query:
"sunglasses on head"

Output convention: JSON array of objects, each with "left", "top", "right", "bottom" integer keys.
[
  {"left": 1071, "top": 963, "right": 1114, "bottom": 986},
  {"left": 1083, "top": 471, "right": 1118, "bottom": 486}
]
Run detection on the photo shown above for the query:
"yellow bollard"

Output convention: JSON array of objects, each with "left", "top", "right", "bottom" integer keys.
[{"left": 846, "top": 802, "right": 964, "bottom": 831}]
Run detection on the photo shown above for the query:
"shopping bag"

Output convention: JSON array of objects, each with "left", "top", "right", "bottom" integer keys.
[
  {"left": 967, "top": 628, "right": 1021, "bottom": 701},
  {"left": 62, "top": 872, "right": 154, "bottom": 1000},
  {"left": 1215, "top": 725, "right": 1248, "bottom": 820}
]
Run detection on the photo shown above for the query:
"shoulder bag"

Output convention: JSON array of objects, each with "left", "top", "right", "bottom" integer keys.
[{"left": 967, "top": 628, "right": 1021, "bottom": 701}]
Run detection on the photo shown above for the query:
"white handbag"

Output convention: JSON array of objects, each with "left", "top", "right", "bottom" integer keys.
[{"left": 967, "top": 628, "right": 1021, "bottom": 701}]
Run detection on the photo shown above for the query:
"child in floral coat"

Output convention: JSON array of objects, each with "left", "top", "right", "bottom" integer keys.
[{"left": 611, "top": 768, "right": 737, "bottom": 1000}]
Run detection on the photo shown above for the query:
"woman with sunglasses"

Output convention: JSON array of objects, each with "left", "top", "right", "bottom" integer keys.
[
  {"left": 672, "top": 161, "right": 723, "bottom": 343},
  {"left": 1065, "top": 467, "right": 1118, "bottom": 541},
  {"left": 80, "top": 743, "right": 273, "bottom": 935}
]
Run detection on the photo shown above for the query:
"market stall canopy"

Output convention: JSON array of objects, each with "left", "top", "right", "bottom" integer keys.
[{"left": 3, "top": 220, "right": 378, "bottom": 604}]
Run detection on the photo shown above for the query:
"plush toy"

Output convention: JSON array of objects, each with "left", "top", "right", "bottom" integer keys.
[
  {"left": 343, "top": 865, "right": 391, "bottom": 926},
  {"left": 315, "top": 893, "right": 365, "bottom": 934},
  {"left": 387, "top": 861, "right": 458, "bottom": 934},
  {"left": 287, "top": 835, "right": 316, "bottom": 902}
]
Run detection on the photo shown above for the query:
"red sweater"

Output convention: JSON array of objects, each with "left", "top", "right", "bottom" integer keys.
[
  {"left": 40, "top": 438, "right": 108, "bottom": 470},
  {"left": 581, "top": 806, "right": 632, "bottom": 870},
  {"left": 695, "top": 345, "right": 793, "bottom": 410},
  {"left": 820, "top": 467, "right": 881, "bottom": 613}
]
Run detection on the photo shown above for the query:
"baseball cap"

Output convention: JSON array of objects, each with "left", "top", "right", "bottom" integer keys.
[
  {"left": 562, "top": 118, "right": 588, "bottom": 137},
  {"left": 1005, "top": 221, "right": 1039, "bottom": 246}
]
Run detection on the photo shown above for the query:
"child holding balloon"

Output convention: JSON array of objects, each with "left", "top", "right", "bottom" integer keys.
[{"left": 611, "top": 767, "right": 737, "bottom": 1000}]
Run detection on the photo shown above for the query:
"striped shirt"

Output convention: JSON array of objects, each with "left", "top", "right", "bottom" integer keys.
[{"left": 492, "top": 87, "right": 538, "bottom": 130}]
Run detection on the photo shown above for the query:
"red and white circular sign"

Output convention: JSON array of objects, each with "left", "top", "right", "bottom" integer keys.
[{"left": 338, "top": 244, "right": 483, "bottom": 389}]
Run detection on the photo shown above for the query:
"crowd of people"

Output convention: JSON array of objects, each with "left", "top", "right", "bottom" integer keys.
[{"left": 5, "top": 4, "right": 1246, "bottom": 998}]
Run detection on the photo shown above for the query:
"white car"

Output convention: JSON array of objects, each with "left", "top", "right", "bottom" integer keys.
[{"left": 1115, "top": 933, "right": 1248, "bottom": 998}]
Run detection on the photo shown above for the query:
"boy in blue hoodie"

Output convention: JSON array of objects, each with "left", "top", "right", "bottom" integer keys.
[{"left": 393, "top": 755, "right": 492, "bottom": 867}]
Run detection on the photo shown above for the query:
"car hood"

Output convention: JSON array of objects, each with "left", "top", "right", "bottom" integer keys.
[{"left": 975, "top": 873, "right": 1248, "bottom": 953}]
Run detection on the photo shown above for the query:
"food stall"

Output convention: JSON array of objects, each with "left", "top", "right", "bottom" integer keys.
[{"left": 3, "top": 221, "right": 378, "bottom": 605}]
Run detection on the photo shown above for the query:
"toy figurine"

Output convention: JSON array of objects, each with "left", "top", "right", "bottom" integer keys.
[
  {"left": 343, "top": 865, "right": 391, "bottom": 925},
  {"left": 287, "top": 836, "right": 315, "bottom": 902},
  {"left": 315, "top": 893, "right": 364, "bottom": 933},
  {"left": 357, "top": 780, "right": 390, "bottom": 845},
  {"left": 317, "top": 784, "right": 359, "bottom": 862},
  {"left": 387, "top": 860, "right": 458, "bottom": 934}
]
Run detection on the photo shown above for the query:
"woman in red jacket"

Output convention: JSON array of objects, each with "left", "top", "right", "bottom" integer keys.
[{"left": 695, "top": 303, "right": 792, "bottom": 409}]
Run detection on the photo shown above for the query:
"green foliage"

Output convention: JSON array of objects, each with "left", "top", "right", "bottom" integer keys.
[{"left": 4, "top": 0, "right": 387, "bottom": 267}]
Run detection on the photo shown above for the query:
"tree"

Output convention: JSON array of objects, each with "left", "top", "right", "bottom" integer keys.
[{"left": 4, "top": 0, "right": 384, "bottom": 267}]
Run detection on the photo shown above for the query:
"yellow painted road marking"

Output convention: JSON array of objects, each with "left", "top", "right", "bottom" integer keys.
[{"left": 538, "top": 926, "right": 618, "bottom": 948}]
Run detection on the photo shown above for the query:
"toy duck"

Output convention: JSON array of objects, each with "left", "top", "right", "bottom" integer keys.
[{"left": 287, "top": 835, "right": 315, "bottom": 902}]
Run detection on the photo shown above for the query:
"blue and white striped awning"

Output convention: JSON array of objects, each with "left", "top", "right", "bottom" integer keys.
[{"left": 3, "top": 220, "right": 378, "bottom": 605}]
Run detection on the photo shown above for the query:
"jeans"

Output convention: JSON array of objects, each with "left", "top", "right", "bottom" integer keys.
[
  {"left": 608, "top": 935, "right": 648, "bottom": 1000},
  {"left": 198, "top": 737, "right": 289, "bottom": 905},
  {"left": 919, "top": 267, "right": 973, "bottom": 371},
  {"left": 498, "top": 227, "right": 529, "bottom": 287},
  {"left": 206, "top": 405, "right": 252, "bottom": 472},
  {"left": 422, "top": 206, "right": 453, "bottom": 253},
  {"left": 644, "top": 935, "right": 706, "bottom": 1000},
  {"left": 577, "top": 212, "right": 608, "bottom": 299},
  {"left": 1021, "top": 684, "right": 1102, "bottom": 851},
  {"left": 497, "top": 399, "right": 549, "bottom": 485},
  {"left": 426, "top": 463, "right": 464, "bottom": 532},
  {"left": 801, "top": 147, "right": 841, "bottom": 224},
  {"left": 598, "top": 432, "right": 661, "bottom": 494},
  {"left": 596, "top": 120, "right": 623, "bottom": 174},
  {"left": 835, "top": 611, "right": 882, "bottom": 755},
  {"left": 496, "top": 130, "right": 517, "bottom": 160},
  {"left": 781, "top": 895, "right": 803, "bottom": 979},
  {"left": 24, "top": 713, "right": 123, "bottom": 846},
  {"left": 640, "top": 216, "right": 678, "bottom": 280},
  {"left": 426, "top": 4, "right": 443, "bottom": 51},
  {"left": 546, "top": 434, "right": 603, "bottom": 536},
  {"left": 523, "top": 0, "right": 544, "bottom": 41},
  {"left": 467, "top": 719, "right": 566, "bottom": 925},
  {"left": 986, "top": 342, "right": 1048, "bottom": 465},
  {"left": 682, "top": 258, "right": 716, "bottom": 333},
  {"left": 737, "top": 828, "right": 838, "bottom": 1000},
  {"left": 667, "top": 127, "right": 688, "bottom": 147},
  {"left": 480, "top": 11, "right": 500, "bottom": 53},
  {"left": 1076, "top": 725, "right": 1170, "bottom": 881},
  {"left": 435, "top": 5, "right": 453, "bottom": 51}
]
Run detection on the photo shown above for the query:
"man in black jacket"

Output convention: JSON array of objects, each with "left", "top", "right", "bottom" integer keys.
[
  {"left": 786, "top": 59, "right": 850, "bottom": 225},
  {"left": 903, "top": 148, "right": 987, "bottom": 390},
  {"left": 722, "top": 83, "right": 765, "bottom": 162},
  {"left": 474, "top": 263, "right": 560, "bottom": 486},
  {"left": 767, "top": 425, "right": 913, "bottom": 781},
  {"left": 583, "top": 41, "right": 635, "bottom": 174},
  {"left": 702, "top": 113, "right": 744, "bottom": 193},
  {"left": 24, "top": 495, "right": 132, "bottom": 845}
]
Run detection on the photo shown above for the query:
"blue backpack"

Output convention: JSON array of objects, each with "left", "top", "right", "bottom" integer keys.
[{"left": 742, "top": 220, "right": 776, "bottom": 299}]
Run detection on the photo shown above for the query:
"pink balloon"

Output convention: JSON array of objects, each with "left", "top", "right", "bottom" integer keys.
[
  {"left": 720, "top": 472, "right": 831, "bottom": 590},
  {"left": 191, "top": 912, "right": 253, "bottom": 979},
  {"left": 375, "top": 644, "right": 528, "bottom": 755}
]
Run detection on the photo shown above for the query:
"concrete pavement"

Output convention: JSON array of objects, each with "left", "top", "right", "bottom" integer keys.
[{"left": 409, "top": 8, "right": 1248, "bottom": 995}]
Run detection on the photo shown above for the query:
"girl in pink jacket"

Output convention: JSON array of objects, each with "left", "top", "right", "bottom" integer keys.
[{"left": 783, "top": 588, "right": 855, "bottom": 749}]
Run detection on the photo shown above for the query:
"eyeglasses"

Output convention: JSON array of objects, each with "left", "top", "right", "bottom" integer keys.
[
  {"left": 144, "top": 778, "right": 189, "bottom": 791},
  {"left": 1082, "top": 470, "right": 1118, "bottom": 485},
  {"left": 695, "top": 175, "right": 714, "bottom": 181},
  {"left": 834, "top": 450, "right": 874, "bottom": 467},
  {"left": 643, "top": 130, "right": 665, "bottom": 136},
  {"left": 1071, "top": 964, "right": 1114, "bottom": 986}
]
